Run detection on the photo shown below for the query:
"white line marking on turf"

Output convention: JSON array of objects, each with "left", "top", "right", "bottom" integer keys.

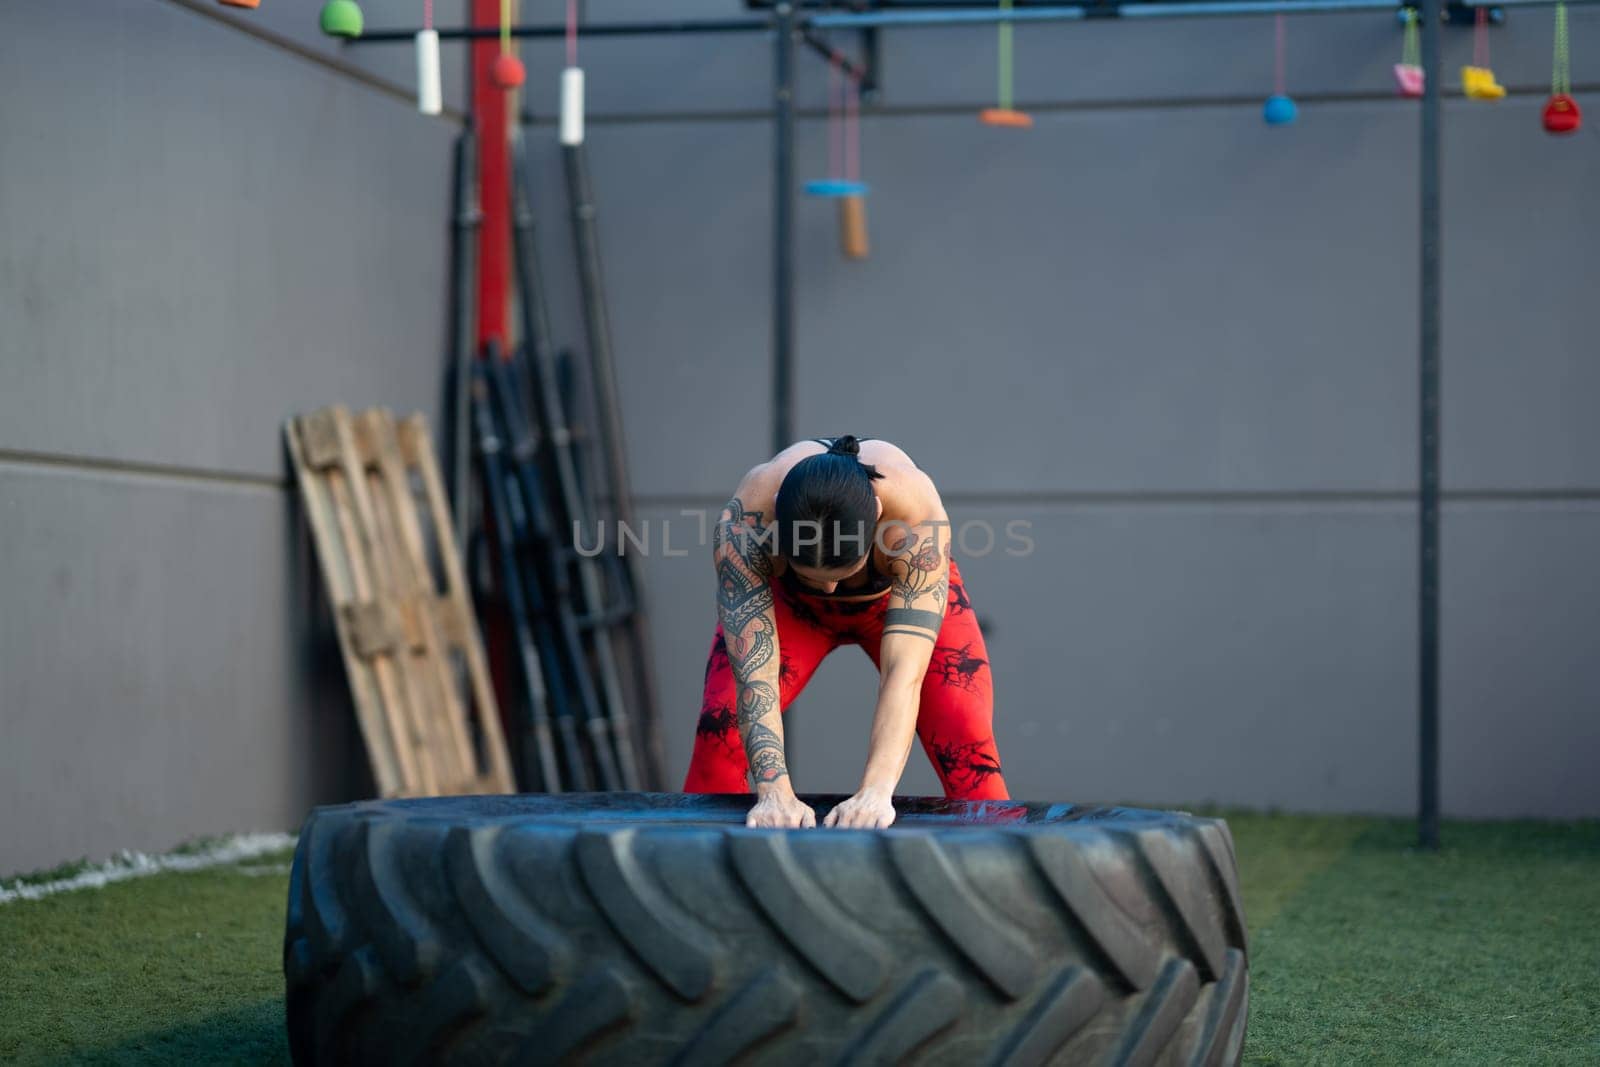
[
  {"left": 0, "top": 833, "right": 298, "bottom": 905},
  {"left": 235, "top": 863, "right": 293, "bottom": 877}
]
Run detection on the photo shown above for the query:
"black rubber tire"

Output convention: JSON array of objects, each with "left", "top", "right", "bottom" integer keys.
[{"left": 283, "top": 793, "right": 1248, "bottom": 1066}]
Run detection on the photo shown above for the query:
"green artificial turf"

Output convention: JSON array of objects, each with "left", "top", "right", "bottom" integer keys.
[
  {"left": 0, "top": 852, "right": 294, "bottom": 1065},
  {"left": 1234, "top": 815, "right": 1600, "bottom": 1066},
  {"left": 1, "top": 816, "right": 1597, "bottom": 1065}
]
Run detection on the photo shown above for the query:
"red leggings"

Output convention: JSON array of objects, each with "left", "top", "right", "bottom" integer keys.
[{"left": 683, "top": 559, "right": 1009, "bottom": 800}]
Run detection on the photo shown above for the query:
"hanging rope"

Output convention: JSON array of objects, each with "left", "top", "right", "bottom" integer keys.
[
  {"left": 423, "top": 0, "right": 432, "bottom": 30},
  {"left": 1553, "top": 1, "right": 1571, "bottom": 97},
  {"left": 829, "top": 53, "right": 844, "bottom": 181},
  {"left": 500, "top": 0, "right": 512, "bottom": 57},
  {"left": 567, "top": 0, "right": 579, "bottom": 69},
  {"left": 1263, "top": 12, "right": 1297, "bottom": 123},
  {"left": 1543, "top": 0, "right": 1581, "bottom": 132},
  {"left": 1403, "top": 8, "right": 1420, "bottom": 69},
  {"left": 1274, "top": 14, "right": 1287, "bottom": 97},
  {"left": 1474, "top": 6, "right": 1490, "bottom": 69},
  {"left": 999, "top": 0, "right": 1015, "bottom": 112},
  {"left": 846, "top": 60, "right": 861, "bottom": 183}
]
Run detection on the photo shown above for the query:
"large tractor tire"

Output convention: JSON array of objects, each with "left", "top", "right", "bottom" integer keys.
[{"left": 284, "top": 793, "right": 1248, "bottom": 1065}]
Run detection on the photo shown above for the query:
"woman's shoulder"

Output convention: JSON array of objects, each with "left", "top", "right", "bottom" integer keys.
[
  {"left": 745, "top": 437, "right": 930, "bottom": 509},
  {"left": 855, "top": 437, "right": 919, "bottom": 470},
  {"left": 872, "top": 451, "right": 943, "bottom": 527},
  {"left": 725, "top": 459, "right": 786, "bottom": 524}
]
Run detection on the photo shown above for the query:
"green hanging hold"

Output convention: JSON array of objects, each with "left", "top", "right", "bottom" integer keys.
[{"left": 319, "top": 0, "right": 364, "bottom": 38}]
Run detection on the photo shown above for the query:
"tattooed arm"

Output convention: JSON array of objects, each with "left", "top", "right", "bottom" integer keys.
[
  {"left": 825, "top": 493, "right": 951, "bottom": 830},
  {"left": 714, "top": 489, "right": 817, "bottom": 829}
]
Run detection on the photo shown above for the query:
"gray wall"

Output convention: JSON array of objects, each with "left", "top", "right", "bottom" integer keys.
[
  {"left": 3, "top": 1, "right": 1595, "bottom": 873},
  {"left": 520, "top": 3, "right": 1600, "bottom": 820},
  {"left": 1, "top": 0, "right": 455, "bottom": 874}
]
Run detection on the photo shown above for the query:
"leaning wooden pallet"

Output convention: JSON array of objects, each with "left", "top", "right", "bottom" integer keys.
[{"left": 286, "top": 405, "right": 514, "bottom": 798}]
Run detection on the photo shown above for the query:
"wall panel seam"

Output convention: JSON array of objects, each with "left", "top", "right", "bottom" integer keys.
[
  {"left": 523, "top": 83, "right": 1600, "bottom": 129},
  {"left": 0, "top": 450, "right": 287, "bottom": 495}
]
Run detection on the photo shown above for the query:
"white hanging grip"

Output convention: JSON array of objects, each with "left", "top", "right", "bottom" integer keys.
[
  {"left": 561, "top": 67, "right": 585, "bottom": 146},
  {"left": 417, "top": 29, "right": 442, "bottom": 115}
]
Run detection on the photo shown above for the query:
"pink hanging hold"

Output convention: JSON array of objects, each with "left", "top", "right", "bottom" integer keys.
[
  {"left": 1394, "top": 65, "right": 1425, "bottom": 96},
  {"left": 1394, "top": 8, "right": 1423, "bottom": 98}
]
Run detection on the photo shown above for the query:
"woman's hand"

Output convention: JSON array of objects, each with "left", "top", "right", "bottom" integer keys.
[
  {"left": 823, "top": 785, "right": 897, "bottom": 829},
  {"left": 746, "top": 785, "right": 817, "bottom": 828}
]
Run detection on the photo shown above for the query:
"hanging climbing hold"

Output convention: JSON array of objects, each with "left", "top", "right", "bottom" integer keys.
[
  {"left": 489, "top": 0, "right": 522, "bottom": 88},
  {"left": 981, "top": 1, "right": 1032, "bottom": 129},
  {"left": 839, "top": 195, "right": 869, "bottom": 261},
  {"left": 1463, "top": 7, "right": 1506, "bottom": 100},
  {"left": 1264, "top": 15, "right": 1297, "bottom": 126},
  {"left": 492, "top": 53, "right": 526, "bottom": 88},
  {"left": 417, "top": 30, "right": 443, "bottom": 114},
  {"left": 979, "top": 108, "right": 1034, "bottom": 128},
  {"left": 1543, "top": 93, "right": 1582, "bottom": 133},
  {"left": 1395, "top": 9, "right": 1424, "bottom": 97},
  {"left": 806, "top": 49, "right": 873, "bottom": 259},
  {"left": 1461, "top": 65, "right": 1506, "bottom": 99},
  {"left": 318, "top": 0, "right": 364, "bottom": 37},
  {"left": 805, "top": 180, "right": 870, "bottom": 197},
  {"left": 1263, "top": 95, "right": 1298, "bottom": 124},
  {"left": 1544, "top": 2, "right": 1581, "bottom": 133}
]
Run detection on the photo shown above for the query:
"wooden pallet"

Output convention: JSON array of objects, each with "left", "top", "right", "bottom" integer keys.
[{"left": 286, "top": 406, "right": 514, "bottom": 798}]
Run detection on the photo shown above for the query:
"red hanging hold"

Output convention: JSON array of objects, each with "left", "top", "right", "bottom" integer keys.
[
  {"left": 1544, "top": 2, "right": 1581, "bottom": 135},
  {"left": 490, "top": 0, "right": 524, "bottom": 88},
  {"left": 1543, "top": 93, "right": 1582, "bottom": 134}
]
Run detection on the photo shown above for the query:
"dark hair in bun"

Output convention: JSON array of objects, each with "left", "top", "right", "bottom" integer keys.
[
  {"left": 774, "top": 436, "right": 884, "bottom": 568},
  {"left": 827, "top": 434, "right": 862, "bottom": 457}
]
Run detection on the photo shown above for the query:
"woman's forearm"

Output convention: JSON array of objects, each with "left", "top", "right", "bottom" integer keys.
[
  {"left": 859, "top": 667, "right": 923, "bottom": 792},
  {"left": 722, "top": 604, "right": 789, "bottom": 793},
  {"left": 713, "top": 496, "right": 791, "bottom": 793}
]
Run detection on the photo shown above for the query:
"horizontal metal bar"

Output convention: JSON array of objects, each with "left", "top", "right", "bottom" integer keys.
[
  {"left": 348, "top": 18, "right": 771, "bottom": 44},
  {"left": 350, "top": 0, "right": 1600, "bottom": 45},
  {"left": 1119, "top": 0, "right": 1396, "bottom": 16},
  {"left": 1457, "top": 0, "right": 1593, "bottom": 7},
  {"left": 751, "top": 0, "right": 1114, "bottom": 6},
  {"left": 808, "top": 0, "right": 1600, "bottom": 25},
  {"left": 808, "top": 7, "right": 1088, "bottom": 27}
]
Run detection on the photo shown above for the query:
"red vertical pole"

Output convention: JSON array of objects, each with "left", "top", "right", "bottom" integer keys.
[
  {"left": 472, "top": 0, "right": 512, "bottom": 352},
  {"left": 470, "top": 0, "right": 517, "bottom": 785}
]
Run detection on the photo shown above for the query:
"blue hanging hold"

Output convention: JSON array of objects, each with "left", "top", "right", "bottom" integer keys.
[
  {"left": 1263, "top": 95, "right": 1298, "bottom": 125},
  {"left": 805, "top": 179, "right": 869, "bottom": 198}
]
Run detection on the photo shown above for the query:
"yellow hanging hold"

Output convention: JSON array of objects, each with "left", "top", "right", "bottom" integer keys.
[
  {"left": 1462, "top": 7, "right": 1505, "bottom": 100},
  {"left": 1461, "top": 65, "right": 1507, "bottom": 100}
]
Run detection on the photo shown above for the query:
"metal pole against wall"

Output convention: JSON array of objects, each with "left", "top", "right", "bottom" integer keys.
[
  {"left": 1418, "top": 0, "right": 1442, "bottom": 852},
  {"left": 773, "top": 4, "right": 796, "bottom": 453},
  {"left": 450, "top": 127, "right": 480, "bottom": 556}
]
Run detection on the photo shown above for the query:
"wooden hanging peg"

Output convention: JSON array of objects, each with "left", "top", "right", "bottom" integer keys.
[{"left": 805, "top": 48, "right": 871, "bottom": 260}]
